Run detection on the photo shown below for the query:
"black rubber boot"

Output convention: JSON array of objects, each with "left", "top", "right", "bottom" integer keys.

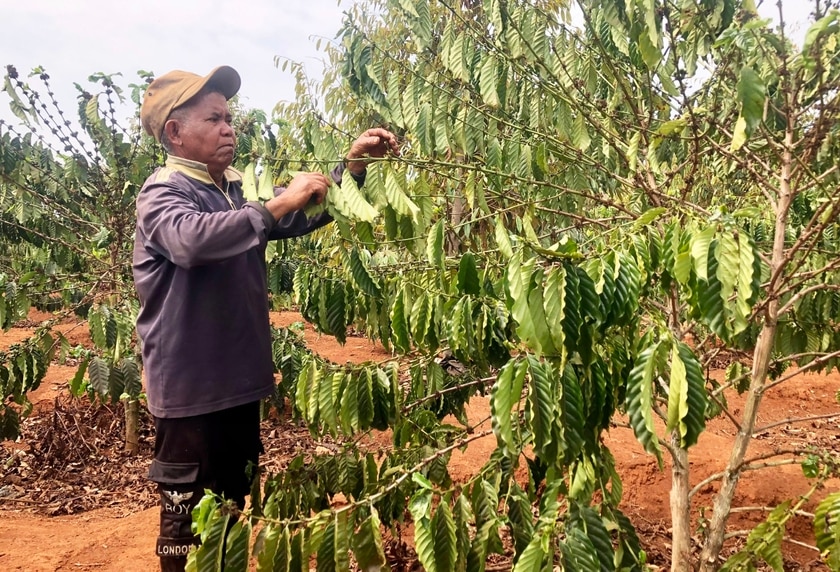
[
  {"left": 159, "top": 555, "right": 188, "bottom": 572},
  {"left": 155, "top": 482, "right": 201, "bottom": 571}
]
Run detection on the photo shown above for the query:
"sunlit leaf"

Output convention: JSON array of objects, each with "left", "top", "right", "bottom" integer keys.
[{"left": 815, "top": 493, "right": 840, "bottom": 569}]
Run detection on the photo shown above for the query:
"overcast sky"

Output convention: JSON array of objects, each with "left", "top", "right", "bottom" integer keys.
[
  {"left": 0, "top": 0, "right": 813, "bottom": 130},
  {"left": 1, "top": 0, "right": 351, "bottom": 125}
]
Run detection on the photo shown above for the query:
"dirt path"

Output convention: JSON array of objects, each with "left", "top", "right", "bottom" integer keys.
[
  {"left": 0, "top": 508, "right": 158, "bottom": 572},
  {"left": 1, "top": 310, "right": 838, "bottom": 570}
]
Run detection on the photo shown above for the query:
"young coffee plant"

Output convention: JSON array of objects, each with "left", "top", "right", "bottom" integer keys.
[{"left": 0, "top": 67, "right": 155, "bottom": 450}]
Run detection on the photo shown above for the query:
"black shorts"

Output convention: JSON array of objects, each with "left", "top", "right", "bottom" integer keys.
[{"left": 148, "top": 400, "right": 263, "bottom": 508}]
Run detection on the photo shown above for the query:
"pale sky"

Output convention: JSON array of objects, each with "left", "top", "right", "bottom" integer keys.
[{"left": 0, "top": 0, "right": 352, "bottom": 124}]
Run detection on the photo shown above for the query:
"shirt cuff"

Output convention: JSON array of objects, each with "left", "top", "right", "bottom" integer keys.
[
  {"left": 244, "top": 201, "right": 276, "bottom": 235},
  {"left": 350, "top": 169, "right": 366, "bottom": 186},
  {"left": 331, "top": 162, "right": 367, "bottom": 187}
]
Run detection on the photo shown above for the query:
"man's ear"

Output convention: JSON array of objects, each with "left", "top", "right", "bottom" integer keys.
[{"left": 163, "top": 119, "right": 182, "bottom": 147}]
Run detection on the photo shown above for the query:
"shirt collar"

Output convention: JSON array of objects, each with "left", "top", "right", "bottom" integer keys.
[{"left": 165, "top": 155, "right": 243, "bottom": 185}]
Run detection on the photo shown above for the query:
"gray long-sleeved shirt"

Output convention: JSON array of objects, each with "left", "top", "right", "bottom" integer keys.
[{"left": 133, "top": 155, "right": 348, "bottom": 418}]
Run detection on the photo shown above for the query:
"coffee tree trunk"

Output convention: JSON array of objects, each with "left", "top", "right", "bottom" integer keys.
[
  {"left": 124, "top": 398, "right": 140, "bottom": 454},
  {"left": 698, "top": 121, "right": 795, "bottom": 572},
  {"left": 670, "top": 440, "right": 692, "bottom": 572},
  {"left": 106, "top": 231, "right": 140, "bottom": 455}
]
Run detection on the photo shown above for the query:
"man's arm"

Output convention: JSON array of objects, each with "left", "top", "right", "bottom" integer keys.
[
  {"left": 136, "top": 181, "right": 278, "bottom": 268},
  {"left": 261, "top": 127, "right": 398, "bottom": 240},
  {"left": 265, "top": 163, "right": 367, "bottom": 241}
]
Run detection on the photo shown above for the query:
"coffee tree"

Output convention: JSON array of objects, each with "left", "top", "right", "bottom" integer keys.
[
  {"left": 187, "top": 0, "right": 840, "bottom": 570},
  {"left": 0, "top": 67, "right": 155, "bottom": 451}
]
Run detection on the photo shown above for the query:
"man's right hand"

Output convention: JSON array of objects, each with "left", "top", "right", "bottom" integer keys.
[{"left": 263, "top": 172, "right": 332, "bottom": 221}]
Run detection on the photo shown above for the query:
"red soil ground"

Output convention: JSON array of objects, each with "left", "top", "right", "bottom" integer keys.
[{"left": 1, "top": 310, "right": 837, "bottom": 571}]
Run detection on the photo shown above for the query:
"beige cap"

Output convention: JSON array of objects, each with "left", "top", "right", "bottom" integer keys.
[{"left": 140, "top": 66, "right": 241, "bottom": 142}]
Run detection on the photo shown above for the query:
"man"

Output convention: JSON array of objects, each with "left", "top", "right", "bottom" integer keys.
[{"left": 133, "top": 65, "right": 398, "bottom": 571}]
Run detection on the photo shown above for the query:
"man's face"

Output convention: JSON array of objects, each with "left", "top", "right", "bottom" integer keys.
[{"left": 172, "top": 91, "right": 236, "bottom": 177}]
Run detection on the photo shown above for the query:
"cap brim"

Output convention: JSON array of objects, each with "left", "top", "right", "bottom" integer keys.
[
  {"left": 205, "top": 65, "right": 241, "bottom": 100},
  {"left": 173, "top": 65, "right": 241, "bottom": 111}
]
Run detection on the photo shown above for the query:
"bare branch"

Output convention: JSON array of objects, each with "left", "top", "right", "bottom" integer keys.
[
  {"left": 778, "top": 283, "right": 840, "bottom": 316},
  {"left": 765, "top": 349, "right": 840, "bottom": 391},
  {"left": 755, "top": 412, "right": 840, "bottom": 434}
]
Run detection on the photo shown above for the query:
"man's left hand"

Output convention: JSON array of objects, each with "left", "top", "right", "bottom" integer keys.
[{"left": 346, "top": 128, "right": 400, "bottom": 176}]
